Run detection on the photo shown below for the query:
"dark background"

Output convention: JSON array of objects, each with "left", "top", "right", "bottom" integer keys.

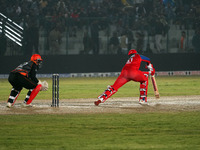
[{"left": 0, "top": 53, "right": 200, "bottom": 74}]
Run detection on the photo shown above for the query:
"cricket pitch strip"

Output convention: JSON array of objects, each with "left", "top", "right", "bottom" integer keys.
[{"left": 0, "top": 96, "right": 200, "bottom": 114}]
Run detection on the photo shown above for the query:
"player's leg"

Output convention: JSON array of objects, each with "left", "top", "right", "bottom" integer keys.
[
  {"left": 7, "top": 72, "right": 22, "bottom": 107},
  {"left": 135, "top": 72, "right": 149, "bottom": 104},
  {"left": 17, "top": 75, "right": 40, "bottom": 107},
  {"left": 7, "top": 88, "right": 21, "bottom": 108},
  {"left": 139, "top": 76, "right": 148, "bottom": 104},
  {"left": 95, "top": 73, "right": 129, "bottom": 106},
  {"left": 23, "top": 84, "right": 42, "bottom": 107},
  {"left": 128, "top": 70, "right": 149, "bottom": 104},
  {"left": 95, "top": 85, "right": 117, "bottom": 106},
  {"left": 22, "top": 77, "right": 41, "bottom": 106}
]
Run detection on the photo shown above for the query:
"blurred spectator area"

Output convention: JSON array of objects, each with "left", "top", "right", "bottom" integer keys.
[{"left": 0, "top": 0, "right": 199, "bottom": 55}]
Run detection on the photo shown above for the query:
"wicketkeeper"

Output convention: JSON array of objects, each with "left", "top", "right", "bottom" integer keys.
[
  {"left": 7, "top": 54, "right": 48, "bottom": 108},
  {"left": 94, "top": 49, "right": 155, "bottom": 106}
]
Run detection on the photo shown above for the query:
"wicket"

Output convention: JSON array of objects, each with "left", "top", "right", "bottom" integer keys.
[{"left": 52, "top": 74, "right": 59, "bottom": 107}]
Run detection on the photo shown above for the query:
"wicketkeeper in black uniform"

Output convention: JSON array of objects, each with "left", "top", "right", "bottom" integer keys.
[{"left": 7, "top": 54, "right": 48, "bottom": 108}]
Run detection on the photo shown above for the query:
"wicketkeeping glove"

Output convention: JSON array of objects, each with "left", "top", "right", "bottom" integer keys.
[{"left": 38, "top": 80, "right": 48, "bottom": 91}]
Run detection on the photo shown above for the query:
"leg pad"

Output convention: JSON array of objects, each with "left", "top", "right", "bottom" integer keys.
[
  {"left": 26, "top": 84, "right": 42, "bottom": 104},
  {"left": 139, "top": 81, "right": 148, "bottom": 102},
  {"left": 98, "top": 86, "right": 117, "bottom": 103}
]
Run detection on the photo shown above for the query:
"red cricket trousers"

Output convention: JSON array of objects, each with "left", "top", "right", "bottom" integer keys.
[{"left": 111, "top": 68, "right": 149, "bottom": 101}]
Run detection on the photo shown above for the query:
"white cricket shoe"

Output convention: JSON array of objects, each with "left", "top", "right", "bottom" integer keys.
[
  {"left": 6, "top": 102, "right": 12, "bottom": 108},
  {"left": 139, "top": 100, "right": 149, "bottom": 105},
  {"left": 21, "top": 103, "right": 35, "bottom": 107}
]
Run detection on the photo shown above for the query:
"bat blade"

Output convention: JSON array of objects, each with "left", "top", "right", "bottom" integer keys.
[{"left": 151, "top": 75, "right": 160, "bottom": 99}]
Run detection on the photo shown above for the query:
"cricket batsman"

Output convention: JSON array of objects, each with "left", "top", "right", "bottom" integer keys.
[
  {"left": 7, "top": 54, "right": 48, "bottom": 108},
  {"left": 94, "top": 49, "right": 155, "bottom": 106}
]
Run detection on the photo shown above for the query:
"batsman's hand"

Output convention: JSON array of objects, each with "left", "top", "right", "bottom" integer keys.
[
  {"left": 147, "top": 63, "right": 155, "bottom": 76},
  {"left": 147, "top": 63, "right": 153, "bottom": 71},
  {"left": 38, "top": 80, "right": 48, "bottom": 91},
  {"left": 149, "top": 68, "right": 155, "bottom": 76}
]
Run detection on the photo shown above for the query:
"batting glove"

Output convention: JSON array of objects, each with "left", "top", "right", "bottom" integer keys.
[
  {"left": 147, "top": 63, "right": 153, "bottom": 71},
  {"left": 149, "top": 68, "right": 155, "bottom": 76}
]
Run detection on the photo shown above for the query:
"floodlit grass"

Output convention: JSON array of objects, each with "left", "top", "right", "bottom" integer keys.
[
  {"left": 0, "top": 76, "right": 200, "bottom": 101},
  {"left": 0, "top": 76, "right": 200, "bottom": 149},
  {"left": 0, "top": 113, "right": 200, "bottom": 150}
]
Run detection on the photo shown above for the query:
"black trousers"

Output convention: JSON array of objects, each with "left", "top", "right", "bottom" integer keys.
[{"left": 8, "top": 72, "right": 37, "bottom": 91}]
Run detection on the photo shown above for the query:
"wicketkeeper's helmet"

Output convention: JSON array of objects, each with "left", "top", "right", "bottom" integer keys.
[
  {"left": 128, "top": 49, "right": 137, "bottom": 55},
  {"left": 30, "top": 54, "right": 43, "bottom": 66}
]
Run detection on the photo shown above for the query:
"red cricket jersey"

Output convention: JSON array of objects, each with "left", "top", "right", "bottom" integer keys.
[
  {"left": 123, "top": 53, "right": 151, "bottom": 70},
  {"left": 112, "top": 53, "right": 151, "bottom": 90}
]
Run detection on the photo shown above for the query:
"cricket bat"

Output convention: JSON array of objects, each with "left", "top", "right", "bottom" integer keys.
[{"left": 151, "top": 75, "right": 160, "bottom": 98}]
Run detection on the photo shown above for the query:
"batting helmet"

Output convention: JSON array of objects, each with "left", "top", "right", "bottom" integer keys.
[
  {"left": 128, "top": 49, "right": 137, "bottom": 55},
  {"left": 30, "top": 54, "right": 43, "bottom": 65}
]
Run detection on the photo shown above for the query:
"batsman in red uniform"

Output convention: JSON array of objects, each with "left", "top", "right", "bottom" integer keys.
[
  {"left": 7, "top": 54, "right": 46, "bottom": 108},
  {"left": 94, "top": 49, "right": 155, "bottom": 106}
]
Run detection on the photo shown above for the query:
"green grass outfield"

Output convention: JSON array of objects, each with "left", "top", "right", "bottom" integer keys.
[
  {"left": 1, "top": 76, "right": 200, "bottom": 101},
  {"left": 0, "top": 76, "right": 200, "bottom": 150}
]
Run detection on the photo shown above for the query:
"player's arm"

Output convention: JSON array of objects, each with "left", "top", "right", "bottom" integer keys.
[
  {"left": 140, "top": 55, "right": 151, "bottom": 64},
  {"left": 147, "top": 63, "right": 155, "bottom": 76},
  {"left": 140, "top": 55, "right": 155, "bottom": 76},
  {"left": 29, "top": 63, "right": 39, "bottom": 84},
  {"left": 30, "top": 63, "right": 48, "bottom": 91}
]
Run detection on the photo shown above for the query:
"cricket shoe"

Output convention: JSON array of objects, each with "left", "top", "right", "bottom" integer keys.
[
  {"left": 21, "top": 103, "right": 35, "bottom": 107},
  {"left": 95, "top": 94, "right": 106, "bottom": 106},
  {"left": 94, "top": 100, "right": 101, "bottom": 106},
  {"left": 139, "top": 100, "right": 149, "bottom": 105},
  {"left": 6, "top": 102, "right": 12, "bottom": 108}
]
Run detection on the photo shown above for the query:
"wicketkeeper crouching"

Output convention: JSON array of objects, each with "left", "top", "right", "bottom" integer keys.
[{"left": 7, "top": 54, "right": 48, "bottom": 108}]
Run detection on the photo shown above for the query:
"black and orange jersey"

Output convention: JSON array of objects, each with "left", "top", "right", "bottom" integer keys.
[{"left": 12, "top": 61, "right": 39, "bottom": 83}]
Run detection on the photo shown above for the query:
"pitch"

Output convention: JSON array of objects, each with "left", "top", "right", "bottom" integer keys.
[{"left": 0, "top": 95, "right": 200, "bottom": 115}]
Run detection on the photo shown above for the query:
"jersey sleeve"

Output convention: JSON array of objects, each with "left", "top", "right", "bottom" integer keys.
[
  {"left": 29, "top": 63, "right": 39, "bottom": 83},
  {"left": 140, "top": 55, "right": 151, "bottom": 64}
]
